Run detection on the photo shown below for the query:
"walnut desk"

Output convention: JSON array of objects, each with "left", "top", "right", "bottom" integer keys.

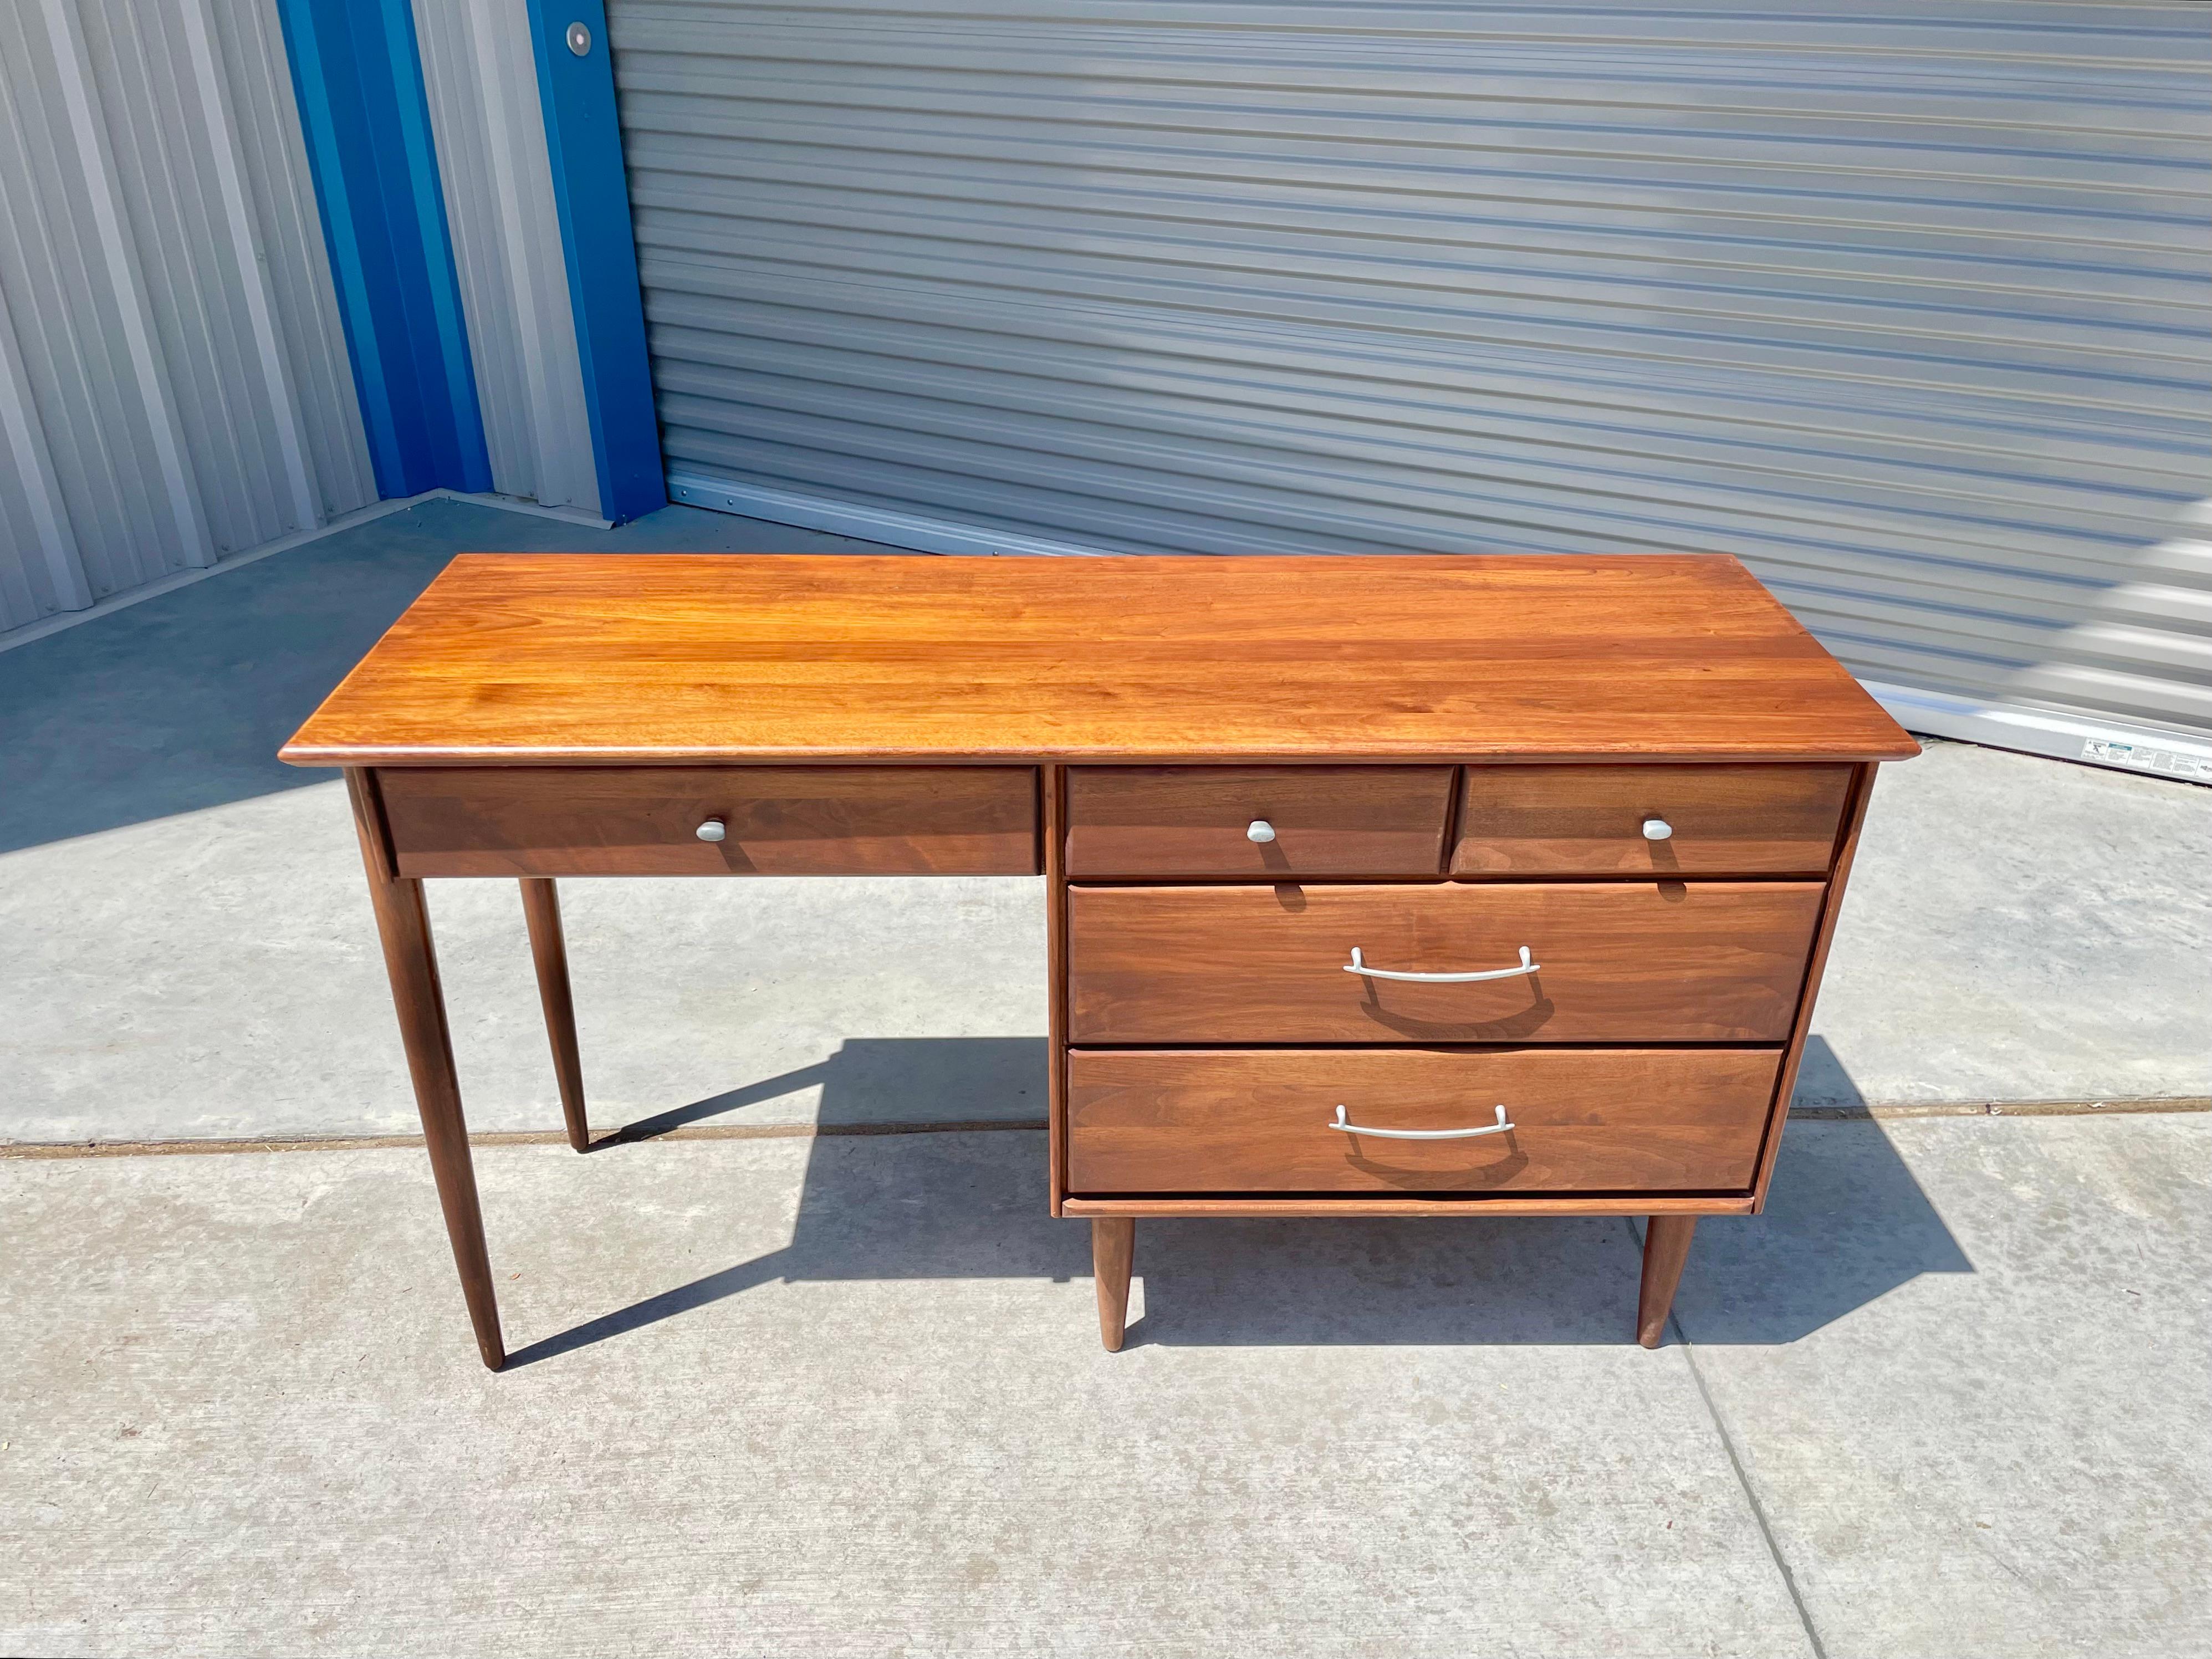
[{"left": 282, "top": 553, "right": 1916, "bottom": 1370}]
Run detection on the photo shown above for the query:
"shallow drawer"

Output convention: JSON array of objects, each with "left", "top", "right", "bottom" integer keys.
[
  {"left": 1065, "top": 765, "right": 1452, "bottom": 877},
  {"left": 1067, "top": 1048, "right": 1782, "bottom": 1195},
  {"left": 1453, "top": 764, "right": 1850, "bottom": 876},
  {"left": 379, "top": 766, "right": 1038, "bottom": 876},
  {"left": 1067, "top": 881, "right": 1821, "bottom": 1043}
]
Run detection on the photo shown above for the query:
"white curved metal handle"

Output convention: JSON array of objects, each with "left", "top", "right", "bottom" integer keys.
[
  {"left": 1342, "top": 945, "right": 1537, "bottom": 983},
  {"left": 696, "top": 818, "right": 727, "bottom": 843},
  {"left": 1245, "top": 818, "right": 1277, "bottom": 844},
  {"left": 1642, "top": 817, "right": 1673, "bottom": 841},
  {"left": 1329, "top": 1103, "right": 1513, "bottom": 1140}
]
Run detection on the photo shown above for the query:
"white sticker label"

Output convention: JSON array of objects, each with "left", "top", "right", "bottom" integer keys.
[{"left": 2080, "top": 738, "right": 2212, "bottom": 782}]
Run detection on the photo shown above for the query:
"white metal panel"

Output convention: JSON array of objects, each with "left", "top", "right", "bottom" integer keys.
[
  {"left": 206, "top": 0, "right": 377, "bottom": 525},
  {"left": 0, "top": 273, "right": 92, "bottom": 622},
  {"left": 413, "top": 0, "right": 601, "bottom": 517},
  {"left": 611, "top": 0, "right": 2212, "bottom": 745},
  {"left": 0, "top": 0, "right": 374, "bottom": 635}
]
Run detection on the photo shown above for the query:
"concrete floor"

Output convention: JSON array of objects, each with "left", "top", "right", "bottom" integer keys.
[
  {"left": 3, "top": 495, "right": 2209, "bottom": 1653},
  {"left": 4, "top": 1115, "right": 2206, "bottom": 1656}
]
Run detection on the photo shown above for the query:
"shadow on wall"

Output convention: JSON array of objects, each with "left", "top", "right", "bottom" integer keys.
[
  {"left": 0, "top": 497, "right": 885, "bottom": 856},
  {"left": 502, "top": 1034, "right": 1969, "bottom": 1367}
]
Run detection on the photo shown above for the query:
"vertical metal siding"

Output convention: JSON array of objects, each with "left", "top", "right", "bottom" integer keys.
[
  {"left": 209, "top": 0, "right": 377, "bottom": 530},
  {"left": 0, "top": 0, "right": 375, "bottom": 634},
  {"left": 0, "top": 274, "right": 93, "bottom": 622},
  {"left": 412, "top": 0, "right": 602, "bottom": 516},
  {"left": 609, "top": 0, "right": 2212, "bottom": 741}
]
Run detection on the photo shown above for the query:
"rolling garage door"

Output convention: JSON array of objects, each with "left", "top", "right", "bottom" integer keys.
[{"left": 604, "top": 2, "right": 2212, "bottom": 768}]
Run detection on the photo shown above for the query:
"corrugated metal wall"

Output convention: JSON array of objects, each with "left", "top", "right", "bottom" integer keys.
[
  {"left": 610, "top": 0, "right": 2212, "bottom": 743},
  {"left": 413, "top": 0, "right": 602, "bottom": 518},
  {"left": 0, "top": 0, "right": 376, "bottom": 634}
]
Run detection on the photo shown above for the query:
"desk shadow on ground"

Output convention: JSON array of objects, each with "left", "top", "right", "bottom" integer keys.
[
  {"left": 595, "top": 1035, "right": 1049, "bottom": 1144},
  {"left": 503, "top": 1035, "right": 1973, "bottom": 1366}
]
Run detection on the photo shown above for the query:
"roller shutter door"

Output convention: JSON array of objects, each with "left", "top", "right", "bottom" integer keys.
[{"left": 605, "top": 2, "right": 2212, "bottom": 760}]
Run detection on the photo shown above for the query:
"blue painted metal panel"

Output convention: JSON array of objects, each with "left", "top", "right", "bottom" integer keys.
[
  {"left": 275, "top": 0, "right": 492, "bottom": 499},
  {"left": 525, "top": 1, "right": 665, "bottom": 524}
]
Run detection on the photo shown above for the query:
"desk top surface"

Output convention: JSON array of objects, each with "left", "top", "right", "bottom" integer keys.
[{"left": 280, "top": 553, "right": 1917, "bottom": 766}]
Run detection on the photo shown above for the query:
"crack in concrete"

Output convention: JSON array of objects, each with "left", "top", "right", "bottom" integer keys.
[{"left": 1624, "top": 1216, "right": 1830, "bottom": 1659}]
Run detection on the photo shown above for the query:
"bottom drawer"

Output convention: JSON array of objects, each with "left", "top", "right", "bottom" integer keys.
[{"left": 1066, "top": 1048, "right": 1781, "bottom": 1196}]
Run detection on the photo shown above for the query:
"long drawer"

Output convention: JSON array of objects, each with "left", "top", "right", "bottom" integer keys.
[
  {"left": 1067, "top": 1048, "right": 1782, "bottom": 1194},
  {"left": 1067, "top": 881, "right": 1822, "bottom": 1043},
  {"left": 379, "top": 765, "right": 1039, "bottom": 876}
]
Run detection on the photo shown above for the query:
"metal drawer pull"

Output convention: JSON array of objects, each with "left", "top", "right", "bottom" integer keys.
[
  {"left": 696, "top": 818, "right": 727, "bottom": 843},
  {"left": 1642, "top": 817, "right": 1673, "bottom": 841},
  {"left": 1342, "top": 945, "right": 1536, "bottom": 982},
  {"left": 1245, "top": 818, "right": 1276, "bottom": 843},
  {"left": 1330, "top": 1103, "right": 1513, "bottom": 1140}
]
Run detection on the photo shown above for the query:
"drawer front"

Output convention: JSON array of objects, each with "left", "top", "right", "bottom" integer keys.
[
  {"left": 380, "top": 766, "right": 1039, "bottom": 876},
  {"left": 1453, "top": 764, "right": 1851, "bottom": 876},
  {"left": 1066, "top": 765, "right": 1452, "bottom": 877},
  {"left": 1067, "top": 1048, "right": 1782, "bottom": 1195},
  {"left": 1068, "top": 881, "right": 1821, "bottom": 1043}
]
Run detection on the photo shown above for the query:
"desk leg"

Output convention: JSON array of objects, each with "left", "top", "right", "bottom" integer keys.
[
  {"left": 1637, "top": 1216, "right": 1697, "bottom": 1349},
  {"left": 347, "top": 772, "right": 506, "bottom": 1371},
  {"left": 519, "top": 878, "right": 590, "bottom": 1153},
  {"left": 1092, "top": 1218, "right": 1135, "bottom": 1352}
]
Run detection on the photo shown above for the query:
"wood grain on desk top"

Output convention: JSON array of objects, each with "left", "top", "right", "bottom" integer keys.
[{"left": 279, "top": 553, "right": 1917, "bottom": 765}]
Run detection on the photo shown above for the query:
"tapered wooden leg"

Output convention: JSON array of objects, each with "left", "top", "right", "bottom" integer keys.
[
  {"left": 1637, "top": 1216, "right": 1698, "bottom": 1349},
  {"left": 519, "top": 878, "right": 590, "bottom": 1153},
  {"left": 347, "top": 772, "right": 506, "bottom": 1371},
  {"left": 1092, "top": 1218, "right": 1135, "bottom": 1352}
]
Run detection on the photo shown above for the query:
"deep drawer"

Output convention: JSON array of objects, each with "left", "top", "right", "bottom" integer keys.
[
  {"left": 1067, "top": 881, "right": 1822, "bottom": 1043},
  {"left": 379, "top": 765, "right": 1039, "bottom": 876},
  {"left": 1065, "top": 765, "right": 1453, "bottom": 877},
  {"left": 1452, "top": 764, "right": 1851, "bottom": 876},
  {"left": 1066, "top": 1048, "right": 1782, "bottom": 1195}
]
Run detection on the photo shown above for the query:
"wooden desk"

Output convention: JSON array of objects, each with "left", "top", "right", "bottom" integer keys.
[{"left": 283, "top": 554, "right": 1915, "bottom": 1369}]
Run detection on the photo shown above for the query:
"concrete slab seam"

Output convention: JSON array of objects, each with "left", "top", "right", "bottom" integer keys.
[
  {"left": 1793, "top": 1097, "right": 2209, "bottom": 1119},
  {"left": 0, "top": 1119, "right": 1053, "bottom": 1159},
  {"left": 3, "top": 1098, "right": 2203, "bottom": 1161}
]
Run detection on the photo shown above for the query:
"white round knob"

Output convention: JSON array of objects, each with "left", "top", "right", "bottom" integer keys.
[
  {"left": 1641, "top": 817, "right": 1673, "bottom": 841},
  {"left": 696, "top": 818, "right": 727, "bottom": 843},
  {"left": 1246, "top": 819, "right": 1277, "bottom": 844}
]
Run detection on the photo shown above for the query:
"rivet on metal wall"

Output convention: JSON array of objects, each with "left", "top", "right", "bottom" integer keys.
[{"left": 565, "top": 21, "right": 592, "bottom": 56}]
